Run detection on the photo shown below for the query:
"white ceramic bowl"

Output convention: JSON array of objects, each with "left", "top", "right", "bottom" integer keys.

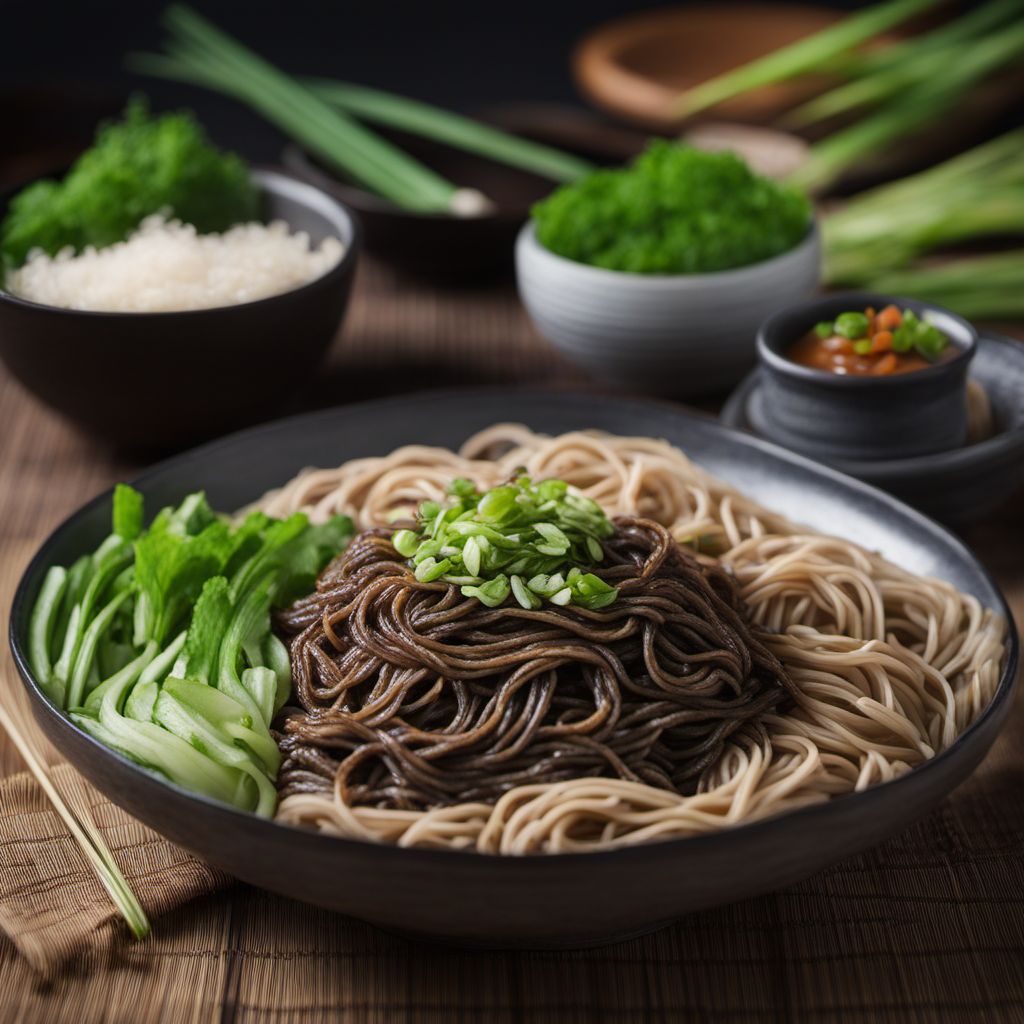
[{"left": 515, "top": 220, "right": 821, "bottom": 397}]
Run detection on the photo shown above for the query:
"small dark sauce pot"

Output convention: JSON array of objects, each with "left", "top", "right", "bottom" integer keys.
[{"left": 755, "top": 292, "right": 978, "bottom": 462}]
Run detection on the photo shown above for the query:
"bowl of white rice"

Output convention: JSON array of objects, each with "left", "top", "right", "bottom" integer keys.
[{"left": 0, "top": 169, "right": 359, "bottom": 449}]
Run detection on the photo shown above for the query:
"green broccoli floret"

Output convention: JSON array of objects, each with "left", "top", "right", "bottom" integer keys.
[
  {"left": 1, "top": 98, "right": 260, "bottom": 268},
  {"left": 532, "top": 141, "right": 812, "bottom": 275}
]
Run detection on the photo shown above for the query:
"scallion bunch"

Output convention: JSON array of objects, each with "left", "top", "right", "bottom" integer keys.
[
  {"left": 392, "top": 477, "right": 619, "bottom": 611},
  {"left": 821, "top": 129, "right": 1024, "bottom": 318},
  {"left": 128, "top": 6, "right": 592, "bottom": 216},
  {"left": 861, "top": 251, "right": 1024, "bottom": 320},
  {"left": 668, "top": 0, "right": 1024, "bottom": 194},
  {"left": 788, "top": 13, "right": 1024, "bottom": 192},
  {"left": 670, "top": 0, "right": 945, "bottom": 118}
]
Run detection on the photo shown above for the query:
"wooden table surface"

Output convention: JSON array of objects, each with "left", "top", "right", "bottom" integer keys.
[{"left": 1, "top": 259, "right": 1022, "bottom": 1023}]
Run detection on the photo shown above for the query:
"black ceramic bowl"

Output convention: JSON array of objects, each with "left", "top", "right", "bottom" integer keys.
[
  {"left": 722, "top": 331, "right": 1024, "bottom": 526},
  {"left": 756, "top": 292, "right": 978, "bottom": 462},
  {"left": 0, "top": 169, "right": 359, "bottom": 450},
  {"left": 8, "top": 391, "right": 1018, "bottom": 948}
]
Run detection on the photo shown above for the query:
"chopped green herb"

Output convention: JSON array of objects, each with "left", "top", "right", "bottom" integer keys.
[
  {"left": 815, "top": 321, "right": 834, "bottom": 339},
  {"left": 393, "top": 477, "right": 619, "bottom": 611},
  {"left": 834, "top": 312, "right": 870, "bottom": 339},
  {"left": 531, "top": 141, "right": 811, "bottom": 275},
  {"left": 891, "top": 308, "right": 949, "bottom": 360}
]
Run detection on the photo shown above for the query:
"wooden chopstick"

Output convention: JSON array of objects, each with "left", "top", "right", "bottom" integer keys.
[{"left": 0, "top": 698, "right": 151, "bottom": 939}]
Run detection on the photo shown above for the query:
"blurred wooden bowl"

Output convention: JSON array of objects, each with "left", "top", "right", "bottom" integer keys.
[{"left": 573, "top": 4, "right": 845, "bottom": 130}]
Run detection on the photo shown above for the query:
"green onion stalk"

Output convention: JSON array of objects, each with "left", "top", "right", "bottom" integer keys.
[
  {"left": 825, "top": 192, "right": 1024, "bottom": 285},
  {"left": 670, "top": 0, "right": 945, "bottom": 118},
  {"left": 862, "top": 251, "right": 1024, "bottom": 320},
  {"left": 821, "top": 131, "right": 1024, "bottom": 321},
  {"left": 788, "top": 20, "right": 1024, "bottom": 192},
  {"left": 132, "top": 5, "right": 593, "bottom": 217},
  {"left": 825, "top": 130, "right": 1024, "bottom": 227},
  {"left": 788, "top": 0, "right": 1024, "bottom": 126},
  {"left": 835, "top": 0, "right": 1023, "bottom": 77},
  {"left": 822, "top": 130, "right": 1024, "bottom": 286},
  {"left": 306, "top": 79, "right": 594, "bottom": 184},
  {"left": 136, "top": 6, "right": 481, "bottom": 214},
  {"left": 785, "top": 43, "right": 953, "bottom": 128}
]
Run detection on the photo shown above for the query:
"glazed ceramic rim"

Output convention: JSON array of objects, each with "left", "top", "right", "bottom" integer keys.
[
  {"left": 517, "top": 218, "right": 820, "bottom": 287},
  {"left": 757, "top": 291, "right": 978, "bottom": 390},
  {"left": 0, "top": 169, "right": 360, "bottom": 319},
  {"left": 8, "top": 388, "right": 1019, "bottom": 864}
]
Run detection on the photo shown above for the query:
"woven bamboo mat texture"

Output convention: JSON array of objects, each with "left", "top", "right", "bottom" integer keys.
[{"left": 0, "top": 259, "right": 1022, "bottom": 1023}]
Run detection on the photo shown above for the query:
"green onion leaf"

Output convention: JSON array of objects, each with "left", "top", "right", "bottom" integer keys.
[
  {"left": 307, "top": 79, "right": 593, "bottom": 184},
  {"left": 511, "top": 575, "right": 542, "bottom": 610},
  {"left": 392, "top": 529, "right": 419, "bottom": 558},
  {"left": 136, "top": 6, "right": 463, "bottom": 213},
  {"left": 835, "top": 312, "right": 870, "bottom": 339},
  {"left": 671, "top": 0, "right": 944, "bottom": 117},
  {"left": 396, "top": 476, "right": 617, "bottom": 611},
  {"left": 463, "top": 536, "right": 482, "bottom": 578},
  {"left": 461, "top": 575, "right": 511, "bottom": 608}
]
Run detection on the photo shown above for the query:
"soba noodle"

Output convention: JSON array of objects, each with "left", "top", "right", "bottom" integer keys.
[
  {"left": 258, "top": 427, "right": 1006, "bottom": 853},
  {"left": 275, "top": 520, "right": 792, "bottom": 808}
]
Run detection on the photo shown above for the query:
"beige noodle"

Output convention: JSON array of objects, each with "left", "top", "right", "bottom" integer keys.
[{"left": 259, "top": 427, "right": 1007, "bottom": 853}]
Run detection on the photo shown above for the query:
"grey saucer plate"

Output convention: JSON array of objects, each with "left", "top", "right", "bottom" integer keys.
[
  {"left": 8, "top": 390, "right": 1019, "bottom": 948},
  {"left": 722, "top": 331, "right": 1024, "bottom": 526}
]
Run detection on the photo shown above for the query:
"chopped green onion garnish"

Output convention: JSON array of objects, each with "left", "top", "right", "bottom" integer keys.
[
  {"left": 511, "top": 575, "right": 541, "bottom": 610},
  {"left": 835, "top": 312, "right": 870, "bottom": 339},
  {"left": 891, "top": 309, "right": 950, "bottom": 359},
  {"left": 392, "top": 529, "right": 419, "bottom": 558},
  {"left": 392, "top": 477, "right": 618, "bottom": 611}
]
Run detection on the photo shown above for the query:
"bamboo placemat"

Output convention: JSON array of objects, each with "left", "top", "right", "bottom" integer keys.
[{"left": 1, "top": 259, "right": 1022, "bottom": 1023}]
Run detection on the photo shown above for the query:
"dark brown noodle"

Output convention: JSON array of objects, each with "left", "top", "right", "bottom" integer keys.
[{"left": 274, "top": 517, "right": 793, "bottom": 811}]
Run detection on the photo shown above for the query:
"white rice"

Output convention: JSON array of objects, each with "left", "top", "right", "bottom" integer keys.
[{"left": 5, "top": 214, "right": 345, "bottom": 313}]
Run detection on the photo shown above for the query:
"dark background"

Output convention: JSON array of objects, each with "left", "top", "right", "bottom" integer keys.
[{"left": 4, "top": 0, "right": 870, "bottom": 163}]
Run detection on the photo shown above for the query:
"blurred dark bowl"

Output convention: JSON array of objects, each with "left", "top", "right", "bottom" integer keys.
[
  {"left": 0, "top": 169, "right": 359, "bottom": 451},
  {"left": 282, "top": 141, "right": 552, "bottom": 283},
  {"left": 279, "top": 107, "right": 631, "bottom": 284},
  {"left": 756, "top": 291, "right": 978, "bottom": 462}
]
